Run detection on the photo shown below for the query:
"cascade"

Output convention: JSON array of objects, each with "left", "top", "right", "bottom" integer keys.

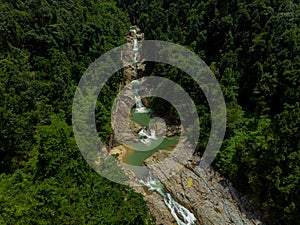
[
  {"left": 139, "top": 175, "right": 196, "bottom": 225},
  {"left": 125, "top": 26, "right": 196, "bottom": 224}
]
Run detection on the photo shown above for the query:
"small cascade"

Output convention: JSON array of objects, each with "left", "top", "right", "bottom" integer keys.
[
  {"left": 131, "top": 80, "right": 149, "bottom": 113},
  {"left": 138, "top": 127, "right": 157, "bottom": 144},
  {"left": 134, "top": 95, "right": 147, "bottom": 113},
  {"left": 133, "top": 38, "right": 138, "bottom": 51},
  {"left": 129, "top": 26, "right": 144, "bottom": 74},
  {"left": 164, "top": 193, "right": 197, "bottom": 225},
  {"left": 133, "top": 38, "right": 139, "bottom": 63},
  {"left": 139, "top": 175, "right": 196, "bottom": 225},
  {"left": 138, "top": 127, "right": 156, "bottom": 139},
  {"left": 150, "top": 129, "right": 156, "bottom": 139},
  {"left": 139, "top": 176, "right": 165, "bottom": 196}
]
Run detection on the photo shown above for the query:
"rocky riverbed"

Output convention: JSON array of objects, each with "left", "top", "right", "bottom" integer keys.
[
  {"left": 110, "top": 87, "right": 264, "bottom": 224},
  {"left": 109, "top": 27, "right": 264, "bottom": 224},
  {"left": 135, "top": 150, "right": 264, "bottom": 225}
]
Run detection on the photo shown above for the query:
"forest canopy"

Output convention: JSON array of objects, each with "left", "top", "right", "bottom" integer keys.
[{"left": 1, "top": 0, "right": 299, "bottom": 224}]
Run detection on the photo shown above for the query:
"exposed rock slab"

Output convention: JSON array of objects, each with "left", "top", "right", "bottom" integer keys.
[{"left": 140, "top": 150, "right": 264, "bottom": 225}]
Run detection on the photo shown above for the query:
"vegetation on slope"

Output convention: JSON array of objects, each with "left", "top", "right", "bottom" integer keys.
[
  {"left": 1, "top": 0, "right": 299, "bottom": 224},
  {"left": 116, "top": 0, "right": 300, "bottom": 224},
  {"left": 0, "top": 1, "right": 153, "bottom": 224}
]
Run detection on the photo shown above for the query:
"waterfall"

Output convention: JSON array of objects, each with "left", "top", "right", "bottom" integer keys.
[
  {"left": 139, "top": 176, "right": 165, "bottom": 196},
  {"left": 138, "top": 127, "right": 157, "bottom": 140},
  {"left": 131, "top": 80, "right": 148, "bottom": 113},
  {"left": 127, "top": 26, "right": 196, "bottom": 224},
  {"left": 130, "top": 28, "right": 139, "bottom": 63},
  {"left": 133, "top": 38, "right": 138, "bottom": 51},
  {"left": 134, "top": 95, "right": 147, "bottom": 113},
  {"left": 139, "top": 176, "right": 196, "bottom": 225}
]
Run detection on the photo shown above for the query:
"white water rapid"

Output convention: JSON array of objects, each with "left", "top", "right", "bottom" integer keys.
[
  {"left": 131, "top": 80, "right": 148, "bottom": 113},
  {"left": 130, "top": 28, "right": 139, "bottom": 63},
  {"left": 139, "top": 176, "right": 196, "bottom": 225},
  {"left": 134, "top": 95, "right": 148, "bottom": 113},
  {"left": 138, "top": 128, "right": 157, "bottom": 144}
]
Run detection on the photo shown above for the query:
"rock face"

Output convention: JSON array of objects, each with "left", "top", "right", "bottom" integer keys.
[
  {"left": 111, "top": 84, "right": 136, "bottom": 143},
  {"left": 139, "top": 150, "right": 264, "bottom": 225}
]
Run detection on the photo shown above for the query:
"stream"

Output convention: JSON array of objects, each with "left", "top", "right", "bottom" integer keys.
[{"left": 122, "top": 26, "right": 196, "bottom": 225}]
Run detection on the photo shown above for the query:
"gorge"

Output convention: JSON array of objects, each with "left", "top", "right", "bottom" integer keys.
[{"left": 109, "top": 26, "right": 264, "bottom": 225}]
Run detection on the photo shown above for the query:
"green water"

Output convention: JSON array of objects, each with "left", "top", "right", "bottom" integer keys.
[
  {"left": 123, "top": 107, "right": 179, "bottom": 166},
  {"left": 131, "top": 108, "right": 151, "bottom": 125},
  {"left": 124, "top": 136, "right": 179, "bottom": 166}
]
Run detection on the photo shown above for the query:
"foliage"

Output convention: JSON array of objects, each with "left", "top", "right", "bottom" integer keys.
[
  {"left": 116, "top": 0, "right": 300, "bottom": 224},
  {"left": 0, "top": 115, "right": 152, "bottom": 224},
  {"left": 1, "top": 0, "right": 300, "bottom": 224},
  {"left": 0, "top": 1, "right": 153, "bottom": 224}
]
